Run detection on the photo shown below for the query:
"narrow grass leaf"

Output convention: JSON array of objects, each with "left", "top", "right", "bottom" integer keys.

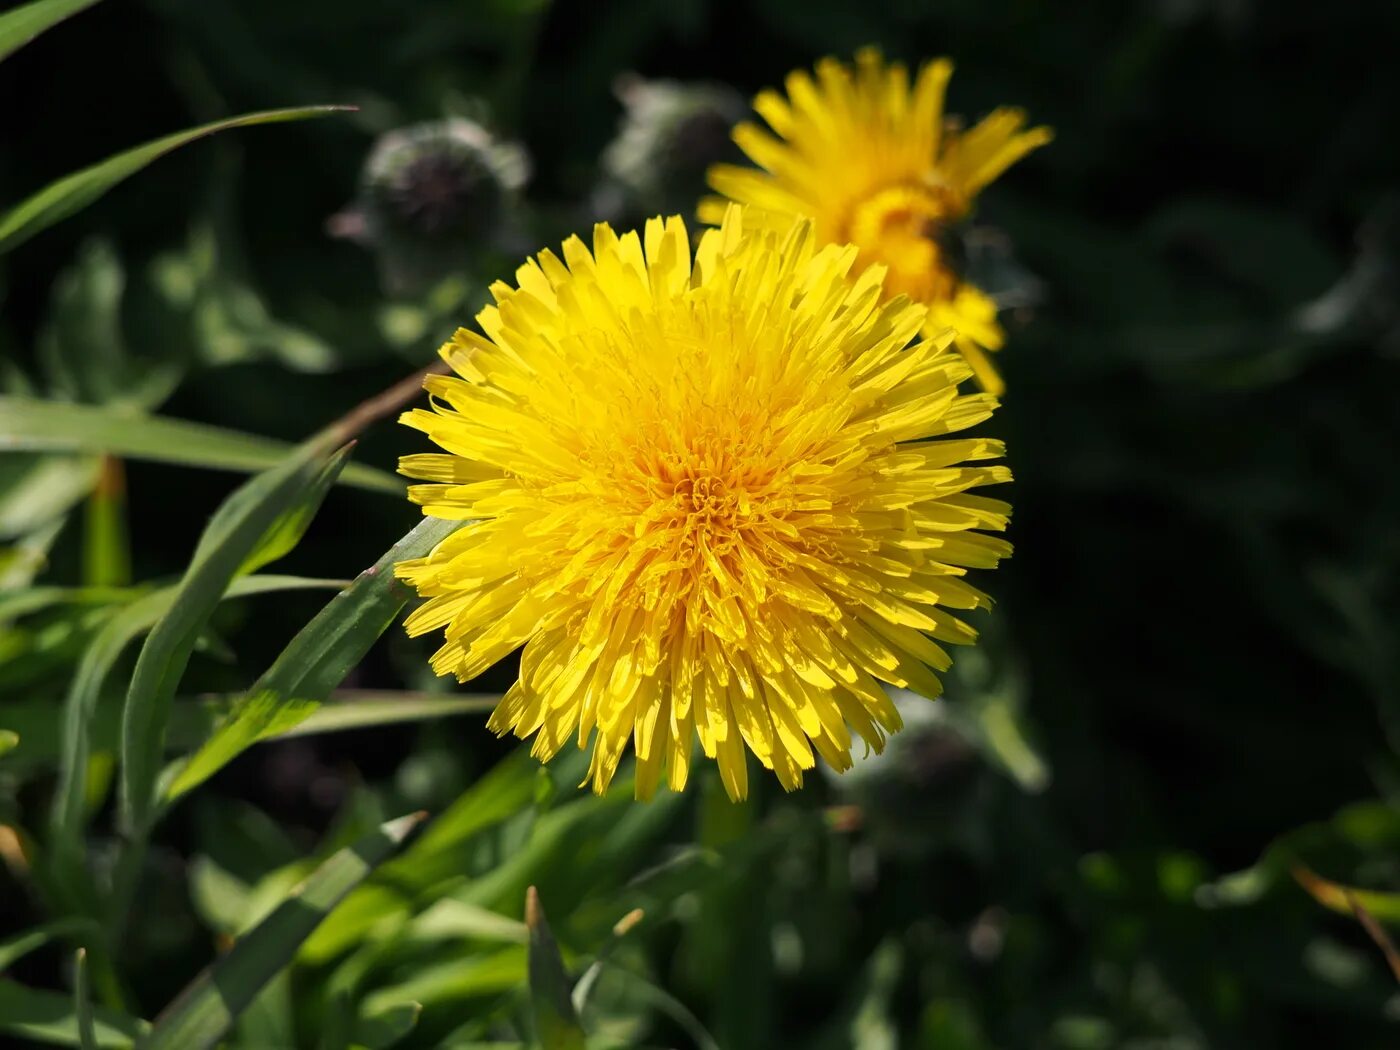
[
  {"left": 589, "top": 969, "right": 721, "bottom": 1050},
  {"left": 315, "top": 990, "right": 353, "bottom": 1050},
  {"left": 0, "top": 978, "right": 147, "bottom": 1048},
  {"left": 283, "top": 691, "right": 497, "bottom": 738},
  {"left": 525, "top": 886, "right": 586, "bottom": 1050},
  {"left": 50, "top": 576, "right": 340, "bottom": 853},
  {"left": 0, "top": 452, "right": 99, "bottom": 538},
  {"left": 571, "top": 908, "right": 644, "bottom": 1016},
  {"left": 140, "top": 812, "right": 425, "bottom": 1050},
  {"left": 119, "top": 444, "right": 350, "bottom": 833},
  {"left": 165, "top": 516, "right": 462, "bottom": 801},
  {"left": 237, "top": 444, "right": 351, "bottom": 576},
  {"left": 0, "top": 917, "right": 99, "bottom": 971},
  {"left": 0, "top": 0, "right": 102, "bottom": 64},
  {"left": 409, "top": 899, "right": 529, "bottom": 947},
  {"left": 82, "top": 457, "right": 130, "bottom": 587},
  {"left": 5, "top": 689, "right": 489, "bottom": 774},
  {"left": 75, "top": 949, "right": 97, "bottom": 1050},
  {"left": 0, "top": 396, "right": 401, "bottom": 493},
  {"left": 360, "top": 947, "right": 525, "bottom": 1016},
  {"left": 352, "top": 1001, "right": 422, "bottom": 1050},
  {"left": 0, "top": 584, "right": 141, "bottom": 623},
  {"left": 381, "top": 749, "right": 537, "bottom": 892},
  {"left": 0, "top": 107, "right": 352, "bottom": 254},
  {"left": 1292, "top": 863, "right": 1400, "bottom": 925}
]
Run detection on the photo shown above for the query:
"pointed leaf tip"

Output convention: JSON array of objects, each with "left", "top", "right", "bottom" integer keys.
[
  {"left": 526, "top": 884, "right": 543, "bottom": 931},
  {"left": 525, "top": 886, "right": 586, "bottom": 1049},
  {"left": 612, "top": 908, "right": 644, "bottom": 938}
]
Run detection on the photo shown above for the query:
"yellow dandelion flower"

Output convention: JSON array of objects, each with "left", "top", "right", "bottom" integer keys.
[
  {"left": 701, "top": 47, "right": 1051, "bottom": 395},
  {"left": 396, "top": 207, "right": 1012, "bottom": 801}
]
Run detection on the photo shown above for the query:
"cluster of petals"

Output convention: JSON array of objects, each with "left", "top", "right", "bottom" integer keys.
[
  {"left": 702, "top": 47, "right": 1051, "bottom": 394},
  {"left": 397, "top": 207, "right": 1011, "bottom": 799}
]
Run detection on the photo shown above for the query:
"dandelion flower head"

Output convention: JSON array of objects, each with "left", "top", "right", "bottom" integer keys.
[
  {"left": 397, "top": 208, "right": 1012, "bottom": 800},
  {"left": 702, "top": 48, "right": 1051, "bottom": 394}
]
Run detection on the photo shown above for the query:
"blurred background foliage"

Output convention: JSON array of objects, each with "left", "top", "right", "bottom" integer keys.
[{"left": 2, "top": 0, "right": 1400, "bottom": 1046}]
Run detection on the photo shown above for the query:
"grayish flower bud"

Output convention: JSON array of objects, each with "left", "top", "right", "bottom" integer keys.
[
  {"left": 599, "top": 76, "right": 747, "bottom": 220},
  {"left": 333, "top": 118, "right": 530, "bottom": 297}
]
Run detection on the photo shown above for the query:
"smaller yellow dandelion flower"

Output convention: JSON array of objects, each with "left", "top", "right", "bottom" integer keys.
[
  {"left": 396, "top": 208, "right": 1011, "bottom": 801},
  {"left": 702, "top": 48, "right": 1051, "bottom": 395}
]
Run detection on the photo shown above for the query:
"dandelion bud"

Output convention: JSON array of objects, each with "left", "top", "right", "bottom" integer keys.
[
  {"left": 600, "top": 76, "right": 747, "bottom": 219},
  {"left": 335, "top": 118, "right": 530, "bottom": 296}
]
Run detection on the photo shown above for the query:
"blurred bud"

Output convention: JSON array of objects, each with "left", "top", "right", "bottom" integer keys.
[
  {"left": 332, "top": 118, "right": 530, "bottom": 297},
  {"left": 598, "top": 75, "right": 747, "bottom": 220},
  {"left": 823, "top": 694, "right": 991, "bottom": 860},
  {"left": 961, "top": 226, "right": 1046, "bottom": 311}
]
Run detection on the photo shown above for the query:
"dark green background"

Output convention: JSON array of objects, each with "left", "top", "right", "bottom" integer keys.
[{"left": 3, "top": 0, "right": 1400, "bottom": 1046}]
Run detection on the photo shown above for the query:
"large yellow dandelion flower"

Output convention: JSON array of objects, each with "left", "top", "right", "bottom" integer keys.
[
  {"left": 701, "top": 48, "right": 1051, "bottom": 395},
  {"left": 396, "top": 208, "right": 1011, "bottom": 801}
]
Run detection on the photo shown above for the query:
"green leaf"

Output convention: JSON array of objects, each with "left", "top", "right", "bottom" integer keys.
[
  {"left": 4, "top": 689, "right": 490, "bottom": 774},
  {"left": 0, "top": 518, "right": 66, "bottom": 590},
  {"left": 153, "top": 223, "right": 340, "bottom": 374},
  {"left": 0, "top": 917, "right": 99, "bottom": 971},
  {"left": 570, "top": 909, "right": 644, "bottom": 1016},
  {"left": 0, "top": 729, "right": 16, "bottom": 756},
  {"left": 1293, "top": 863, "right": 1400, "bottom": 925},
  {"left": 237, "top": 443, "right": 350, "bottom": 577},
  {"left": 0, "top": 0, "right": 102, "bottom": 65},
  {"left": 40, "top": 240, "right": 181, "bottom": 412},
  {"left": 382, "top": 749, "right": 538, "bottom": 893},
  {"left": 166, "top": 690, "right": 321, "bottom": 799},
  {"left": 525, "top": 886, "right": 586, "bottom": 1050},
  {"left": 0, "top": 583, "right": 139, "bottom": 623},
  {"left": 0, "top": 395, "right": 401, "bottom": 494},
  {"left": 0, "top": 978, "right": 147, "bottom": 1049},
  {"left": 0, "top": 452, "right": 99, "bottom": 540},
  {"left": 119, "top": 444, "right": 351, "bottom": 833},
  {"left": 0, "top": 107, "right": 353, "bottom": 255},
  {"left": 360, "top": 947, "right": 525, "bottom": 1018},
  {"left": 410, "top": 899, "right": 529, "bottom": 947},
  {"left": 140, "top": 813, "right": 425, "bottom": 1050},
  {"left": 283, "top": 691, "right": 497, "bottom": 738},
  {"left": 82, "top": 458, "right": 130, "bottom": 587},
  {"left": 352, "top": 1001, "right": 422, "bottom": 1050},
  {"left": 75, "top": 950, "right": 97, "bottom": 1050},
  {"left": 583, "top": 968, "right": 720, "bottom": 1050},
  {"left": 315, "top": 989, "right": 353, "bottom": 1050},
  {"left": 165, "top": 516, "right": 463, "bottom": 801},
  {"left": 49, "top": 575, "right": 340, "bottom": 857}
]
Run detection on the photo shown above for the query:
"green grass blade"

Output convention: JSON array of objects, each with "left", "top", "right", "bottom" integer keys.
[
  {"left": 119, "top": 445, "right": 350, "bottom": 833},
  {"left": 352, "top": 1001, "right": 422, "bottom": 1050},
  {"left": 82, "top": 458, "right": 130, "bottom": 587},
  {"left": 0, "top": 107, "right": 352, "bottom": 254},
  {"left": 283, "top": 691, "right": 497, "bottom": 738},
  {"left": 0, "top": 918, "right": 100, "bottom": 971},
  {"left": 139, "top": 813, "right": 425, "bottom": 1050},
  {"left": 525, "top": 886, "right": 586, "bottom": 1050},
  {"left": 570, "top": 908, "right": 644, "bottom": 1016},
  {"left": 75, "top": 949, "right": 97, "bottom": 1050},
  {"left": 0, "top": 584, "right": 143, "bottom": 623},
  {"left": 0, "top": 396, "right": 401, "bottom": 494},
  {"left": 6, "top": 689, "right": 488, "bottom": 774},
  {"left": 1294, "top": 862, "right": 1400, "bottom": 925},
  {"left": 49, "top": 575, "right": 339, "bottom": 853},
  {"left": 0, "top": 0, "right": 102, "bottom": 64},
  {"left": 165, "top": 516, "right": 463, "bottom": 802},
  {"left": 237, "top": 443, "right": 350, "bottom": 576},
  {"left": 0, "top": 978, "right": 147, "bottom": 1049}
]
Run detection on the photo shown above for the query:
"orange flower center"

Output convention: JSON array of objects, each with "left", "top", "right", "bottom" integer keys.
[{"left": 846, "top": 183, "right": 963, "bottom": 304}]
